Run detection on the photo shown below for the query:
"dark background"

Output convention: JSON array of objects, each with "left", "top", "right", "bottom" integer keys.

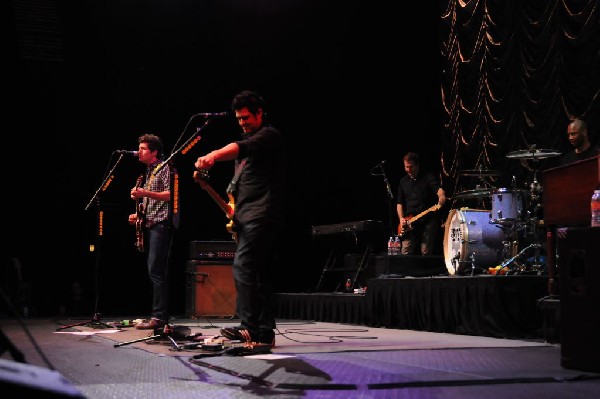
[
  {"left": 3, "top": 1, "right": 440, "bottom": 317},
  {"left": 3, "top": 0, "right": 598, "bottom": 319}
]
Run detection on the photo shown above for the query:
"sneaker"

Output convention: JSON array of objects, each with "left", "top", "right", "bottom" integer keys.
[
  {"left": 135, "top": 318, "right": 165, "bottom": 330},
  {"left": 224, "top": 341, "right": 273, "bottom": 356},
  {"left": 259, "top": 329, "right": 276, "bottom": 347},
  {"left": 220, "top": 326, "right": 252, "bottom": 342}
]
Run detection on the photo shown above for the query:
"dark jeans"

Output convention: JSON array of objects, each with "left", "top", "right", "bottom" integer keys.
[
  {"left": 145, "top": 221, "right": 172, "bottom": 322},
  {"left": 232, "top": 220, "right": 279, "bottom": 336},
  {"left": 400, "top": 216, "right": 439, "bottom": 256}
]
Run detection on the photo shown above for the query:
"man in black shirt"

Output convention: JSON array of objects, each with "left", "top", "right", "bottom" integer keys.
[
  {"left": 194, "top": 91, "right": 285, "bottom": 353},
  {"left": 396, "top": 152, "right": 446, "bottom": 255},
  {"left": 560, "top": 118, "right": 599, "bottom": 165}
]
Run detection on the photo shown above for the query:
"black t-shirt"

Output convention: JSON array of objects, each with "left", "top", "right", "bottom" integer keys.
[
  {"left": 232, "top": 123, "right": 286, "bottom": 226},
  {"left": 396, "top": 171, "right": 442, "bottom": 217},
  {"left": 560, "top": 146, "right": 600, "bottom": 166}
]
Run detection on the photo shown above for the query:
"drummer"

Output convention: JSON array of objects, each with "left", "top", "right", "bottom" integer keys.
[
  {"left": 396, "top": 152, "right": 446, "bottom": 256},
  {"left": 561, "top": 118, "right": 599, "bottom": 165}
]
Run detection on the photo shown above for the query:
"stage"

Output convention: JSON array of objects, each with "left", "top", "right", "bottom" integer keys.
[{"left": 275, "top": 274, "right": 549, "bottom": 340}]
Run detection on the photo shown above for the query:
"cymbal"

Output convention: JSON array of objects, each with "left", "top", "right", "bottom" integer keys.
[
  {"left": 454, "top": 188, "right": 493, "bottom": 199},
  {"left": 460, "top": 169, "right": 502, "bottom": 177},
  {"left": 506, "top": 149, "right": 561, "bottom": 160}
]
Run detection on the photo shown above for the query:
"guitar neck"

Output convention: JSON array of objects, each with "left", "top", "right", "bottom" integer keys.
[
  {"left": 202, "top": 182, "right": 234, "bottom": 218},
  {"left": 409, "top": 204, "right": 440, "bottom": 223}
]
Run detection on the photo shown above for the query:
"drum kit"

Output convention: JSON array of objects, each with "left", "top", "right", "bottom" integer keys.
[{"left": 444, "top": 148, "right": 561, "bottom": 276}]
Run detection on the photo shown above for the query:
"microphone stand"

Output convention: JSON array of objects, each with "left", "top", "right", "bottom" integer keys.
[
  {"left": 57, "top": 154, "right": 127, "bottom": 331},
  {"left": 152, "top": 116, "right": 211, "bottom": 176},
  {"left": 372, "top": 162, "right": 395, "bottom": 237},
  {"left": 114, "top": 324, "right": 179, "bottom": 349}
]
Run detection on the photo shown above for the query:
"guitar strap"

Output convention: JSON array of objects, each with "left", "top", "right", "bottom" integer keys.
[{"left": 226, "top": 158, "right": 247, "bottom": 194}]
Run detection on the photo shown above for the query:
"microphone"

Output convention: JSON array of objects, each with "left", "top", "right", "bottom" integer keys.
[
  {"left": 115, "top": 150, "right": 139, "bottom": 155},
  {"left": 371, "top": 160, "right": 386, "bottom": 170},
  {"left": 195, "top": 112, "right": 229, "bottom": 117}
]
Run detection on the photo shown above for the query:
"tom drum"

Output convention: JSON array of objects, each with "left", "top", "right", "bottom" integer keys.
[
  {"left": 490, "top": 188, "right": 525, "bottom": 224},
  {"left": 443, "top": 209, "right": 505, "bottom": 275}
]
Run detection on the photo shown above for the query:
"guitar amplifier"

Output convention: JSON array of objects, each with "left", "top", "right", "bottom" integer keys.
[
  {"left": 189, "top": 240, "right": 237, "bottom": 261},
  {"left": 185, "top": 260, "right": 236, "bottom": 318}
]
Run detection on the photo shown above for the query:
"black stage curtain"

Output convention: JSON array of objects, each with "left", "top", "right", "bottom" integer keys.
[{"left": 276, "top": 275, "right": 548, "bottom": 339}]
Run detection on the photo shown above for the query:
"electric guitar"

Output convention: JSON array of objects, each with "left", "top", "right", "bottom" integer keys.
[
  {"left": 134, "top": 175, "right": 145, "bottom": 252},
  {"left": 398, "top": 204, "right": 441, "bottom": 236},
  {"left": 193, "top": 170, "right": 237, "bottom": 242}
]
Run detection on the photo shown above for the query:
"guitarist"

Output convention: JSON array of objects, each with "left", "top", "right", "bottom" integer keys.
[
  {"left": 396, "top": 152, "right": 446, "bottom": 256},
  {"left": 127, "top": 134, "right": 176, "bottom": 330},
  {"left": 194, "top": 90, "right": 285, "bottom": 354}
]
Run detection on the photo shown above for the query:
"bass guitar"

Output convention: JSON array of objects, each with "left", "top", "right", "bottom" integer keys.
[
  {"left": 398, "top": 204, "right": 441, "bottom": 237},
  {"left": 134, "top": 174, "right": 145, "bottom": 252},
  {"left": 193, "top": 170, "right": 237, "bottom": 242}
]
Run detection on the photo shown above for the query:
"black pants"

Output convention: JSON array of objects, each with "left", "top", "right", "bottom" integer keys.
[{"left": 232, "top": 220, "right": 279, "bottom": 336}]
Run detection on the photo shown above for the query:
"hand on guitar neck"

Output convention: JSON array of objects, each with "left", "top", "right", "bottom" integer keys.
[{"left": 398, "top": 204, "right": 441, "bottom": 237}]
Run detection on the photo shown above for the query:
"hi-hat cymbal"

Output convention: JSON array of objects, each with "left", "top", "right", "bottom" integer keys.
[
  {"left": 506, "top": 149, "right": 561, "bottom": 160},
  {"left": 460, "top": 169, "right": 502, "bottom": 177},
  {"left": 454, "top": 188, "right": 493, "bottom": 199}
]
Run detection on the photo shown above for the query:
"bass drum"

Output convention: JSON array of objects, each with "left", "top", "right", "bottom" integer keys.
[{"left": 443, "top": 209, "right": 505, "bottom": 275}]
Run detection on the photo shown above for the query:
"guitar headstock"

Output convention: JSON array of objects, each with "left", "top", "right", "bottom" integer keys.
[
  {"left": 135, "top": 174, "right": 144, "bottom": 188},
  {"left": 193, "top": 169, "right": 210, "bottom": 187}
]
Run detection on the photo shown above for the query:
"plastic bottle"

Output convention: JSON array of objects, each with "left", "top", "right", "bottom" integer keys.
[
  {"left": 345, "top": 278, "right": 352, "bottom": 293},
  {"left": 592, "top": 189, "right": 600, "bottom": 227},
  {"left": 393, "top": 235, "right": 401, "bottom": 255},
  {"left": 388, "top": 236, "right": 394, "bottom": 255}
]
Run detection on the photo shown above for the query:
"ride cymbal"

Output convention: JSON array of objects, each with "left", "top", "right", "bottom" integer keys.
[
  {"left": 460, "top": 169, "right": 502, "bottom": 177},
  {"left": 506, "top": 149, "right": 561, "bottom": 159}
]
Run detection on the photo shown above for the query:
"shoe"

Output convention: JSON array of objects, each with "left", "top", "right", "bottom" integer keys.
[
  {"left": 220, "top": 326, "right": 250, "bottom": 341},
  {"left": 259, "top": 330, "right": 276, "bottom": 347},
  {"left": 224, "top": 341, "right": 273, "bottom": 356},
  {"left": 135, "top": 318, "right": 165, "bottom": 330},
  {"left": 220, "top": 327, "right": 275, "bottom": 346}
]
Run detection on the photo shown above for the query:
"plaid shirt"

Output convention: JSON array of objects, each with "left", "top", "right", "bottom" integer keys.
[{"left": 143, "top": 161, "right": 171, "bottom": 228}]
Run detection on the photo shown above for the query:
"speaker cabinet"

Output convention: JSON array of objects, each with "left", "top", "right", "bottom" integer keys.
[
  {"left": 185, "top": 260, "right": 236, "bottom": 318},
  {"left": 558, "top": 226, "right": 600, "bottom": 372}
]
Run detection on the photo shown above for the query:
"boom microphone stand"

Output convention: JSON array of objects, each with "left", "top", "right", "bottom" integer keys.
[
  {"left": 371, "top": 160, "right": 395, "bottom": 236},
  {"left": 56, "top": 154, "right": 128, "bottom": 331}
]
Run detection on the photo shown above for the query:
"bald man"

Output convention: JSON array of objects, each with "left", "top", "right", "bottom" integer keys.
[{"left": 561, "top": 118, "right": 599, "bottom": 165}]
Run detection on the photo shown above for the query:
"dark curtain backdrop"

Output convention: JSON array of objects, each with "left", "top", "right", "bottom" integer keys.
[{"left": 439, "top": 0, "right": 600, "bottom": 205}]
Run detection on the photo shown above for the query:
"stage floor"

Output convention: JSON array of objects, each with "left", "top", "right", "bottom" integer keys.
[{"left": 2, "top": 315, "right": 600, "bottom": 398}]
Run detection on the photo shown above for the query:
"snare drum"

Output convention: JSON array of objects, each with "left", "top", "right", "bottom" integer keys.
[
  {"left": 490, "top": 188, "right": 525, "bottom": 224},
  {"left": 443, "top": 209, "right": 505, "bottom": 275}
]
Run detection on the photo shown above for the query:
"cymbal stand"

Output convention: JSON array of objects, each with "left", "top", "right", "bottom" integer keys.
[
  {"left": 496, "top": 243, "right": 541, "bottom": 274},
  {"left": 525, "top": 159, "right": 544, "bottom": 272}
]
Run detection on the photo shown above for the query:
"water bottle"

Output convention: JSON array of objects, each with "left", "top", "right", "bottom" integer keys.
[
  {"left": 388, "top": 236, "right": 394, "bottom": 255},
  {"left": 345, "top": 278, "right": 352, "bottom": 293},
  {"left": 393, "top": 235, "right": 401, "bottom": 255},
  {"left": 592, "top": 189, "right": 600, "bottom": 227}
]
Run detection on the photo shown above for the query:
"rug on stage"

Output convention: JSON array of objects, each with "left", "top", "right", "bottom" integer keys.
[{"left": 52, "top": 317, "right": 550, "bottom": 358}]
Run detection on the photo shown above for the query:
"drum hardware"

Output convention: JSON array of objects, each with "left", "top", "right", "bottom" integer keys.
[
  {"left": 494, "top": 243, "right": 542, "bottom": 275},
  {"left": 454, "top": 188, "right": 493, "bottom": 200},
  {"left": 459, "top": 169, "right": 502, "bottom": 177},
  {"left": 505, "top": 147, "right": 561, "bottom": 160},
  {"left": 467, "top": 251, "right": 477, "bottom": 276}
]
